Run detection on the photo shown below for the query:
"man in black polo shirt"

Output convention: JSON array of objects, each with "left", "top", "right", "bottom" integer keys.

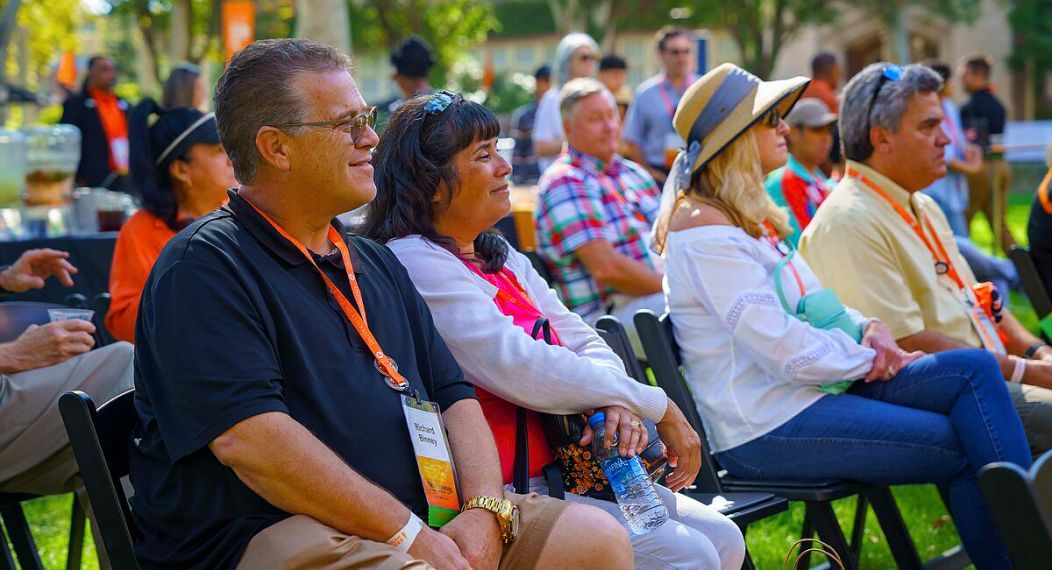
[{"left": 128, "top": 38, "right": 632, "bottom": 570}]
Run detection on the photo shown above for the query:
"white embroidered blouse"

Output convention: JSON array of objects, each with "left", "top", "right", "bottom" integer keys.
[{"left": 664, "top": 225, "right": 876, "bottom": 452}]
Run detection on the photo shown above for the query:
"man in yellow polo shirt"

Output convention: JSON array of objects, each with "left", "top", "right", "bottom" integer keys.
[{"left": 801, "top": 62, "right": 1052, "bottom": 455}]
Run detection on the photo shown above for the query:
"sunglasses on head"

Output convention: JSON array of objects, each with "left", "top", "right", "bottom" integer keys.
[{"left": 867, "top": 65, "right": 903, "bottom": 127}]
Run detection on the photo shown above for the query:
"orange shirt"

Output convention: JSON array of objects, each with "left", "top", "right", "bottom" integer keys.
[
  {"left": 106, "top": 210, "right": 176, "bottom": 342},
  {"left": 802, "top": 79, "right": 839, "bottom": 113}
]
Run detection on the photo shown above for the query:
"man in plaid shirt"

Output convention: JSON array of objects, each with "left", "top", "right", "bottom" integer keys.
[{"left": 534, "top": 78, "right": 665, "bottom": 347}]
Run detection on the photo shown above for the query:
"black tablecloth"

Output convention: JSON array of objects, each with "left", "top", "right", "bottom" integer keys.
[{"left": 0, "top": 233, "right": 117, "bottom": 304}]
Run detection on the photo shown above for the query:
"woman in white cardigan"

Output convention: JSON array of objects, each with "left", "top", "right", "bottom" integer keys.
[{"left": 361, "top": 91, "right": 745, "bottom": 569}]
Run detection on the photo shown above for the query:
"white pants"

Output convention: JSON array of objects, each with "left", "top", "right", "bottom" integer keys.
[{"left": 515, "top": 478, "right": 746, "bottom": 570}]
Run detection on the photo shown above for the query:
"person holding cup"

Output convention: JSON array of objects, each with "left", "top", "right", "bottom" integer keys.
[
  {"left": 106, "top": 100, "right": 235, "bottom": 342},
  {"left": 0, "top": 248, "right": 134, "bottom": 566}
]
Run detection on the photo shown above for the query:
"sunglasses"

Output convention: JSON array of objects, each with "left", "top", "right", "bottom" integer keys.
[
  {"left": 867, "top": 65, "right": 902, "bottom": 127},
  {"left": 760, "top": 108, "right": 783, "bottom": 128},
  {"left": 273, "top": 106, "right": 379, "bottom": 145},
  {"left": 575, "top": 53, "right": 598, "bottom": 62}
]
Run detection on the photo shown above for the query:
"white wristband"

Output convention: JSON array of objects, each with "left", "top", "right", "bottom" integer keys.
[
  {"left": 1010, "top": 356, "right": 1027, "bottom": 384},
  {"left": 386, "top": 512, "right": 424, "bottom": 553}
]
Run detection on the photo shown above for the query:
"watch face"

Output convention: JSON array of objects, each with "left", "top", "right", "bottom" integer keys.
[{"left": 509, "top": 507, "right": 520, "bottom": 541}]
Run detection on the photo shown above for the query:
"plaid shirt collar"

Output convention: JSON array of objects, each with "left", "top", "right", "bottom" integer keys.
[{"left": 566, "top": 147, "right": 624, "bottom": 178}]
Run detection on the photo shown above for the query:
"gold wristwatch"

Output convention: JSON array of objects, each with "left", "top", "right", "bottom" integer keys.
[{"left": 462, "top": 496, "right": 520, "bottom": 544}]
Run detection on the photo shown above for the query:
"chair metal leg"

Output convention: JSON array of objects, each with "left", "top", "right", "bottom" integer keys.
[
  {"left": 807, "top": 501, "right": 859, "bottom": 570},
  {"left": 0, "top": 503, "right": 43, "bottom": 570},
  {"left": 798, "top": 508, "right": 815, "bottom": 569},
  {"left": 849, "top": 495, "right": 868, "bottom": 557},
  {"left": 0, "top": 521, "right": 17, "bottom": 570},
  {"left": 67, "top": 495, "right": 86, "bottom": 570},
  {"left": 866, "top": 486, "right": 924, "bottom": 570}
]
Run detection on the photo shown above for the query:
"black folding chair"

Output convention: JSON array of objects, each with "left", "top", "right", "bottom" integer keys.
[
  {"left": 633, "top": 310, "right": 943, "bottom": 570},
  {"left": 524, "top": 250, "right": 555, "bottom": 287},
  {"left": 978, "top": 449, "right": 1052, "bottom": 570},
  {"left": 1009, "top": 246, "right": 1052, "bottom": 321},
  {"left": 0, "top": 301, "right": 98, "bottom": 570},
  {"left": 594, "top": 316, "right": 789, "bottom": 570},
  {"left": 59, "top": 391, "right": 140, "bottom": 570}
]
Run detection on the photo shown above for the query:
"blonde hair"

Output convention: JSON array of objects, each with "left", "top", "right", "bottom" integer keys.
[{"left": 652, "top": 130, "right": 791, "bottom": 254}]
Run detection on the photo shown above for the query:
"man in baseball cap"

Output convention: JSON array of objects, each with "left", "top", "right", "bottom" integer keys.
[{"left": 764, "top": 97, "right": 837, "bottom": 245}]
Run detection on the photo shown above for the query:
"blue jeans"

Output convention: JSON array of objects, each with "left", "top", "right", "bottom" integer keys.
[{"left": 715, "top": 349, "right": 1031, "bottom": 570}]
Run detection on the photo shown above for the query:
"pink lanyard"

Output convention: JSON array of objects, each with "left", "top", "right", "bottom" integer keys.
[{"left": 657, "top": 75, "right": 696, "bottom": 119}]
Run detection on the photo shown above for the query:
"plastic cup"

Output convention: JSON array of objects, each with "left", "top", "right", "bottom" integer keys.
[{"left": 48, "top": 308, "right": 95, "bottom": 322}]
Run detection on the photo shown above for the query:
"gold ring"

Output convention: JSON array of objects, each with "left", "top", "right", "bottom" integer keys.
[{"left": 630, "top": 420, "right": 642, "bottom": 429}]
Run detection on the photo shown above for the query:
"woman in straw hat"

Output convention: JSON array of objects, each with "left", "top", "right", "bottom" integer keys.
[{"left": 652, "top": 63, "right": 1029, "bottom": 569}]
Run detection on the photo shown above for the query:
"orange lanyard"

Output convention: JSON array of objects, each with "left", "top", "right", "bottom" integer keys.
[
  {"left": 848, "top": 169, "right": 967, "bottom": 291},
  {"left": 1039, "top": 168, "right": 1052, "bottom": 215},
  {"left": 763, "top": 220, "right": 806, "bottom": 296},
  {"left": 243, "top": 197, "right": 409, "bottom": 392}
]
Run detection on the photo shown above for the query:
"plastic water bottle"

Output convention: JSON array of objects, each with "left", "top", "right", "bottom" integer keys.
[{"left": 588, "top": 412, "right": 669, "bottom": 535}]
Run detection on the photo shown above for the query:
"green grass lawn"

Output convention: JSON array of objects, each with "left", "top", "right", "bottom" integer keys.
[{"left": 12, "top": 193, "right": 1045, "bottom": 569}]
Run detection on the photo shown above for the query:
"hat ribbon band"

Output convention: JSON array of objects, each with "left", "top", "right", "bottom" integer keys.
[
  {"left": 156, "top": 113, "right": 217, "bottom": 166},
  {"left": 686, "top": 68, "right": 760, "bottom": 146}
]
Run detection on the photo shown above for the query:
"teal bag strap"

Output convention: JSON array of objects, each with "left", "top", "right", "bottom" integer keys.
[{"left": 773, "top": 249, "right": 797, "bottom": 315}]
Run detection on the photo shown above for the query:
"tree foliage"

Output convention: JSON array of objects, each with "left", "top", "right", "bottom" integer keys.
[
  {"left": 690, "top": 0, "right": 838, "bottom": 78},
  {"left": 2, "top": 0, "right": 84, "bottom": 91},
  {"left": 349, "top": 0, "right": 498, "bottom": 86},
  {"left": 105, "top": 0, "right": 220, "bottom": 87}
]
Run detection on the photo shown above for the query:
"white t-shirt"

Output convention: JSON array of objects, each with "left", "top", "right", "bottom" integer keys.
[{"left": 532, "top": 89, "right": 564, "bottom": 174}]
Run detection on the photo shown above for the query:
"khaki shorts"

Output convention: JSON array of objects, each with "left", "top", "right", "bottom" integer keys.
[{"left": 235, "top": 492, "right": 567, "bottom": 570}]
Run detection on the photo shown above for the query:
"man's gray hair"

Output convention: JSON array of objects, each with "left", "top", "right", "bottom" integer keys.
[
  {"left": 559, "top": 78, "right": 616, "bottom": 122},
  {"left": 840, "top": 63, "right": 943, "bottom": 162},
  {"left": 214, "top": 38, "right": 351, "bottom": 184}
]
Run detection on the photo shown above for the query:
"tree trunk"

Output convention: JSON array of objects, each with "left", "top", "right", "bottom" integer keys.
[
  {"left": 891, "top": 3, "right": 910, "bottom": 64},
  {"left": 295, "top": 0, "right": 351, "bottom": 55},
  {"left": 169, "top": 0, "right": 191, "bottom": 63}
]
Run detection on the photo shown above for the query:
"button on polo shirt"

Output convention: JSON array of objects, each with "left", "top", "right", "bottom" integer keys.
[{"left": 129, "top": 189, "right": 475, "bottom": 570}]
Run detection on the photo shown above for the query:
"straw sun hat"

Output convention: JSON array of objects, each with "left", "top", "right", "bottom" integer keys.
[{"left": 673, "top": 63, "right": 811, "bottom": 181}]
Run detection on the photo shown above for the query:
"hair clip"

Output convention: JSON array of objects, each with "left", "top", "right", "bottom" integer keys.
[{"left": 423, "top": 91, "right": 456, "bottom": 115}]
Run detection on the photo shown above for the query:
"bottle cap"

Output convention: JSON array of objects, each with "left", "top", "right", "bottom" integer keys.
[{"left": 587, "top": 411, "right": 606, "bottom": 430}]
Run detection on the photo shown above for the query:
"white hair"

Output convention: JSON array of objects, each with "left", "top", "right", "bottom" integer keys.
[{"left": 558, "top": 78, "right": 616, "bottom": 122}]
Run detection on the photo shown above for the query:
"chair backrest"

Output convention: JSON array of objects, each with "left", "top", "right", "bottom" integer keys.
[
  {"left": 594, "top": 315, "right": 647, "bottom": 383},
  {"left": 633, "top": 309, "right": 725, "bottom": 493},
  {"left": 524, "top": 250, "right": 555, "bottom": 287},
  {"left": 59, "top": 390, "right": 140, "bottom": 570},
  {"left": 1010, "top": 246, "right": 1052, "bottom": 319},
  {"left": 978, "top": 454, "right": 1052, "bottom": 570},
  {"left": 0, "top": 301, "right": 68, "bottom": 343}
]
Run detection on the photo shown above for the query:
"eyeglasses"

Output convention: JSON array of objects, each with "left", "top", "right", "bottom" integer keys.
[
  {"left": 273, "top": 106, "right": 378, "bottom": 144},
  {"left": 663, "top": 48, "right": 692, "bottom": 56},
  {"left": 866, "top": 65, "right": 902, "bottom": 127},
  {"left": 760, "top": 108, "right": 782, "bottom": 128}
]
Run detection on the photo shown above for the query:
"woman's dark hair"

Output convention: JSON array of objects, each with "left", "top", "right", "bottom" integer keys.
[
  {"left": 162, "top": 63, "right": 201, "bottom": 109},
  {"left": 361, "top": 91, "right": 508, "bottom": 273},
  {"left": 128, "top": 99, "right": 200, "bottom": 231}
]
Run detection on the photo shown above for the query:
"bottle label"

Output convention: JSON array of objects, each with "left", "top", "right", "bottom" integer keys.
[{"left": 603, "top": 456, "right": 648, "bottom": 495}]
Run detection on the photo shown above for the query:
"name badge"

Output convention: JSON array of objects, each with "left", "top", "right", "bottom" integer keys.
[
  {"left": 110, "top": 137, "right": 130, "bottom": 173},
  {"left": 401, "top": 393, "right": 460, "bottom": 528}
]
